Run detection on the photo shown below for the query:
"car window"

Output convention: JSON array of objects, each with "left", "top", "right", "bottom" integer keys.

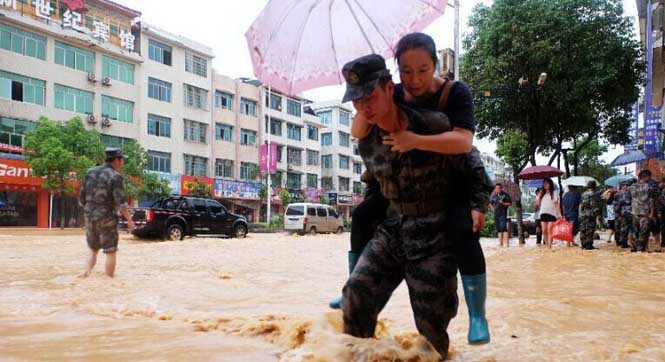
[
  {"left": 317, "top": 207, "right": 327, "bottom": 217},
  {"left": 162, "top": 199, "right": 179, "bottom": 210},
  {"left": 328, "top": 208, "right": 339, "bottom": 218},
  {"left": 286, "top": 205, "right": 304, "bottom": 216},
  {"left": 207, "top": 200, "right": 224, "bottom": 214},
  {"left": 193, "top": 199, "right": 207, "bottom": 213},
  {"left": 151, "top": 199, "right": 163, "bottom": 208},
  {"left": 307, "top": 207, "right": 316, "bottom": 216},
  {"left": 177, "top": 199, "right": 190, "bottom": 211}
]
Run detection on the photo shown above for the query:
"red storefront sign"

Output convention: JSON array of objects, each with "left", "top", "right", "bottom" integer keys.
[
  {"left": 180, "top": 175, "right": 214, "bottom": 196},
  {"left": 0, "top": 158, "right": 42, "bottom": 186}
]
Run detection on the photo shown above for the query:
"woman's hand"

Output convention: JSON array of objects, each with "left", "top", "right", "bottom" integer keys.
[
  {"left": 383, "top": 131, "right": 420, "bottom": 153},
  {"left": 471, "top": 210, "right": 486, "bottom": 232}
]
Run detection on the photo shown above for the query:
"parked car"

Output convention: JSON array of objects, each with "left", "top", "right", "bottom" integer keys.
[
  {"left": 510, "top": 212, "right": 537, "bottom": 237},
  {"left": 120, "top": 196, "right": 249, "bottom": 241},
  {"left": 284, "top": 203, "right": 345, "bottom": 235}
]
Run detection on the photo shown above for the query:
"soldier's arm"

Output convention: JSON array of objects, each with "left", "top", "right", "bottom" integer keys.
[
  {"left": 112, "top": 175, "right": 129, "bottom": 213},
  {"left": 79, "top": 172, "right": 89, "bottom": 207}
]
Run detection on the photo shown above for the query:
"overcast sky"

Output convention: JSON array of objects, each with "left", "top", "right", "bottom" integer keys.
[{"left": 115, "top": 0, "right": 640, "bottom": 167}]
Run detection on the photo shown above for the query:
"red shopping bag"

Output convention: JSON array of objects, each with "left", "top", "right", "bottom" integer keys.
[{"left": 550, "top": 219, "right": 573, "bottom": 242}]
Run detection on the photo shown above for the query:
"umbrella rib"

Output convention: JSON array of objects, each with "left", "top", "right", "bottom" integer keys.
[
  {"left": 328, "top": 0, "right": 342, "bottom": 84},
  {"left": 343, "top": 0, "right": 376, "bottom": 54},
  {"left": 351, "top": 0, "right": 394, "bottom": 56},
  {"left": 287, "top": 0, "right": 323, "bottom": 94}
]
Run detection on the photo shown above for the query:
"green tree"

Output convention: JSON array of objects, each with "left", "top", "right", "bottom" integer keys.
[
  {"left": 496, "top": 129, "right": 529, "bottom": 244},
  {"left": 279, "top": 188, "right": 291, "bottom": 207},
  {"left": 120, "top": 140, "right": 148, "bottom": 201},
  {"left": 319, "top": 195, "right": 329, "bottom": 205},
  {"left": 258, "top": 185, "right": 268, "bottom": 200},
  {"left": 574, "top": 140, "right": 618, "bottom": 182},
  {"left": 140, "top": 172, "right": 172, "bottom": 201},
  {"left": 189, "top": 179, "right": 212, "bottom": 199},
  {"left": 463, "top": 0, "right": 642, "bottom": 166},
  {"left": 23, "top": 117, "right": 104, "bottom": 229}
]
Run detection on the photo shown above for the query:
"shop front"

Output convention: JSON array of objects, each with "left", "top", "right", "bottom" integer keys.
[
  {"left": 214, "top": 179, "right": 262, "bottom": 223},
  {"left": 328, "top": 192, "right": 354, "bottom": 220},
  {"left": 0, "top": 156, "right": 49, "bottom": 227}
]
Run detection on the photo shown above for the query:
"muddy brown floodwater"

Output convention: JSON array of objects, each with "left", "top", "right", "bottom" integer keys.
[{"left": 1, "top": 232, "right": 665, "bottom": 362}]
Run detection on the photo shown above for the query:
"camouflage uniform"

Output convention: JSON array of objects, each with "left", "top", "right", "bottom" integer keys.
[
  {"left": 343, "top": 106, "right": 490, "bottom": 359},
  {"left": 79, "top": 163, "right": 128, "bottom": 254},
  {"left": 629, "top": 181, "right": 658, "bottom": 251},
  {"left": 579, "top": 189, "right": 601, "bottom": 249},
  {"left": 613, "top": 187, "right": 632, "bottom": 247}
]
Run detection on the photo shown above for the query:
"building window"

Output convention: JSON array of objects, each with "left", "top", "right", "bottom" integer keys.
[
  {"left": 275, "top": 145, "right": 284, "bottom": 162},
  {"left": 148, "top": 77, "right": 172, "bottom": 102},
  {"left": 339, "top": 155, "right": 350, "bottom": 169},
  {"left": 184, "top": 154, "right": 208, "bottom": 177},
  {"left": 354, "top": 162, "right": 362, "bottom": 175},
  {"left": 339, "top": 177, "right": 350, "bottom": 192},
  {"left": 287, "top": 99, "right": 301, "bottom": 117},
  {"left": 148, "top": 39, "right": 172, "bottom": 66},
  {"left": 215, "top": 159, "right": 234, "bottom": 178},
  {"left": 321, "top": 132, "right": 332, "bottom": 146},
  {"left": 102, "top": 96, "right": 134, "bottom": 123},
  {"left": 240, "top": 97, "right": 257, "bottom": 116},
  {"left": 272, "top": 171, "right": 283, "bottom": 187},
  {"left": 215, "top": 91, "right": 233, "bottom": 110},
  {"left": 339, "top": 131, "right": 350, "bottom": 147},
  {"left": 306, "top": 149, "right": 319, "bottom": 166},
  {"left": 147, "top": 114, "right": 171, "bottom": 138},
  {"left": 101, "top": 134, "right": 133, "bottom": 148},
  {"left": 147, "top": 151, "right": 171, "bottom": 173},
  {"left": 240, "top": 162, "right": 259, "bottom": 181},
  {"left": 317, "top": 110, "right": 332, "bottom": 125},
  {"left": 287, "top": 147, "right": 302, "bottom": 167},
  {"left": 0, "top": 117, "right": 36, "bottom": 148},
  {"left": 240, "top": 129, "right": 257, "bottom": 146},
  {"left": 322, "top": 155, "right": 332, "bottom": 169},
  {"left": 184, "top": 84, "right": 208, "bottom": 110},
  {"left": 265, "top": 92, "right": 282, "bottom": 111},
  {"left": 54, "top": 41, "right": 94, "bottom": 73},
  {"left": 265, "top": 116, "right": 283, "bottom": 136},
  {"left": 287, "top": 172, "right": 301, "bottom": 189},
  {"left": 339, "top": 110, "right": 350, "bottom": 126},
  {"left": 306, "top": 173, "right": 318, "bottom": 188},
  {"left": 184, "top": 119, "right": 208, "bottom": 144},
  {"left": 307, "top": 125, "right": 319, "bottom": 141},
  {"left": 287, "top": 123, "right": 302, "bottom": 141},
  {"left": 54, "top": 84, "right": 93, "bottom": 114},
  {"left": 102, "top": 55, "right": 134, "bottom": 85},
  {"left": 185, "top": 52, "right": 207, "bottom": 77},
  {"left": 0, "top": 71, "right": 45, "bottom": 106},
  {"left": 353, "top": 144, "right": 360, "bottom": 156},
  {"left": 353, "top": 181, "right": 362, "bottom": 194},
  {"left": 321, "top": 177, "right": 333, "bottom": 191},
  {"left": 0, "top": 22, "right": 46, "bottom": 60},
  {"left": 215, "top": 123, "right": 232, "bottom": 142}
]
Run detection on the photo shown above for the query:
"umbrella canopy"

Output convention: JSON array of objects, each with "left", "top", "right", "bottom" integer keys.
[
  {"left": 517, "top": 166, "right": 564, "bottom": 180},
  {"left": 562, "top": 176, "right": 598, "bottom": 187},
  {"left": 246, "top": 0, "right": 448, "bottom": 95},
  {"left": 610, "top": 150, "right": 647, "bottom": 167},
  {"left": 604, "top": 174, "right": 635, "bottom": 187}
]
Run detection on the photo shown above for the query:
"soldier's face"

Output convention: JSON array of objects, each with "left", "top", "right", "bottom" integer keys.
[
  {"left": 352, "top": 82, "right": 394, "bottom": 125},
  {"left": 110, "top": 157, "right": 125, "bottom": 171}
]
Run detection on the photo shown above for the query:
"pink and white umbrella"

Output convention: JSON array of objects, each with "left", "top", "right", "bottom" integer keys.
[{"left": 245, "top": 0, "right": 448, "bottom": 95}]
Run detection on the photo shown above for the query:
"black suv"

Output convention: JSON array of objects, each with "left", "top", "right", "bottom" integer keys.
[{"left": 121, "top": 196, "right": 249, "bottom": 241}]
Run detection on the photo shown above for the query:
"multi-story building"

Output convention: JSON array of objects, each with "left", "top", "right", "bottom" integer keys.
[
  {"left": 309, "top": 100, "right": 363, "bottom": 218},
  {"left": 480, "top": 152, "right": 508, "bottom": 182}
]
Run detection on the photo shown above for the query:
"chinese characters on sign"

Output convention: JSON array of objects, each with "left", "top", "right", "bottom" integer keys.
[
  {"left": 1, "top": 0, "right": 17, "bottom": 10},
  {"left": 644, "top": 107, "right": 661, "bottom": 152},
  {"left": 63, "top": 9, "right": 84, "bottom": 31},
  {"left": 625, "top": 102, "right": 639, "bottom": 152},
  {"left": 33, "top": 0, "right": 53, "bottom": 20},
  {"left": 120, "top": 30, "right": 135, "bottom": 52},
  {"left": 259, "top": 144, "right": 278, "bottom": 174},
  {"left": 92, "top": 20, "right": 110, "bottom": 43}
]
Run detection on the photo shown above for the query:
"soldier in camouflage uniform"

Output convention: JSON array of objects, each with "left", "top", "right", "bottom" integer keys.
[
  {"left": 579, "top": 181, "right": 602, "bottom": 250},
  {"left": 79, "top": 148, "right": 134, "bottom": 277},
  {"left": 614, "top": 180, "right": 633, "bottom": 248},
  {"left": 339, "top": 55, "right": 491, "bottom": 360},
  {"left": 629, "top": 170, "right": 658, "bottom": 252}
]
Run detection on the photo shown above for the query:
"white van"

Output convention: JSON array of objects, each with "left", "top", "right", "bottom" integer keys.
[{"left": 284, "top": 203, "right": 345, "bottom": 235}]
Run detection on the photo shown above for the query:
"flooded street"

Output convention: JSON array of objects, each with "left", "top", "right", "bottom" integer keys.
[{"left": 1, "top": 232, "right": 665, "bottom": 361}]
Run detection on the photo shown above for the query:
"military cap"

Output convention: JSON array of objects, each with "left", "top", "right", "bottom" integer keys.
[
  {"left": 105, "top": 147, "right": 125, "bottom": 162},
  {"left": 341, "top": 54, "right": 391, "bottom": 103}
]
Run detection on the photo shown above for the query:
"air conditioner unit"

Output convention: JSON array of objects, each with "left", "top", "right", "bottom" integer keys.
[
  {"left": 101, "top": 77, "right": 112, "bottom": 86},
  {"left": 87, "top": 73, "right": 97, "bottom": 83},
  {"left": 86, "top": 114, "right": 97, "bottom": 124},
  {"left": 101, "top": 117, "right": 111, "bottom": 128}
]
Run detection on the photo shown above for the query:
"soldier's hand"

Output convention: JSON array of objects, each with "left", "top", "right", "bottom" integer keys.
[
  {"left": 127, "top": 220, "right": 135, "bottom": 234},
  {"left": 383, "top": 131, "right": 418, "bottom": 153},
  {"left": 472, "top": 210, "right": 486, "bottom": 232}
]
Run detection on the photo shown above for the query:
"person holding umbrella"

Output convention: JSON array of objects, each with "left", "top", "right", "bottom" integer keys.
[{"left": 536, "top": 178, "right": 562, "bottom": 248}]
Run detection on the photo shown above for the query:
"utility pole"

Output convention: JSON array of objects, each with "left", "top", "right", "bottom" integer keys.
[{"left": 454, "top": 0, "right": 460, "bottom": 80}]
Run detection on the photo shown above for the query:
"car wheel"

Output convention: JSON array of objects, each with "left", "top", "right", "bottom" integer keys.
[
  {"left": 166, "top": 224, "right": 184, "bottom": 241},
  {"left": 309, "top": 227, "right": 317, "bottom": 235},
  {"left": 234, "top": 224, "right": 248, "bottom": 239},
  {"left": 336, "top": 226, "right": 344, "bottom": 234}
]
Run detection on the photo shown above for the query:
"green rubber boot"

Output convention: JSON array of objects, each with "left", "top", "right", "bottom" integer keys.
[
  {"left": 329, "top": 251, "right": 361, "bottom": 309},
  {"left": 462, "top": 273, "right": 491, "bottom": 344}
]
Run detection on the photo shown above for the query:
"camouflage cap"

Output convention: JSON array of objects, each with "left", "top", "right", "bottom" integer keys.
[
  {"left": 341, "top": 54, "right": 391, "bottom": 103},
  {"left": 105, "top": 147, "right": 125, "bottom": 162}
]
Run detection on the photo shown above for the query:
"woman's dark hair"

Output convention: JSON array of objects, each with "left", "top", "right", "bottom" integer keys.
[
  {"left": 543, "top": 178, "right": 554, "bottom": 198},
  {"left": 395, "top": 32, "right": 438, "bottom": 66}
]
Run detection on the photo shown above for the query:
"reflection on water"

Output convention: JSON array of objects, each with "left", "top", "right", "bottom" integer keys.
[{"left": 1, "top": 233, "right": 665, "bottom": 361}]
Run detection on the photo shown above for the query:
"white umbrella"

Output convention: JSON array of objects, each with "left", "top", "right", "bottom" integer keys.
[{"left": 562, "top": 176, "right": 598, "bottom": 187}]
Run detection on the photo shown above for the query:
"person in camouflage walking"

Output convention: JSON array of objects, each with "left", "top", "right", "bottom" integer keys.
[
  {"left": 579, "top": 181, "right": 602, "bottom": 250},
  {"left": 79, "top": 148, "right": 134, "bottom": 277},
  {"left": 614, "top": 180, "right": 633, "bottom": 249},
  {"left": 339, "top": 54, "right": 492, "bottom": 360},
  {"left": 629, "top": 170, "right": 658, "bottom": 252}
]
